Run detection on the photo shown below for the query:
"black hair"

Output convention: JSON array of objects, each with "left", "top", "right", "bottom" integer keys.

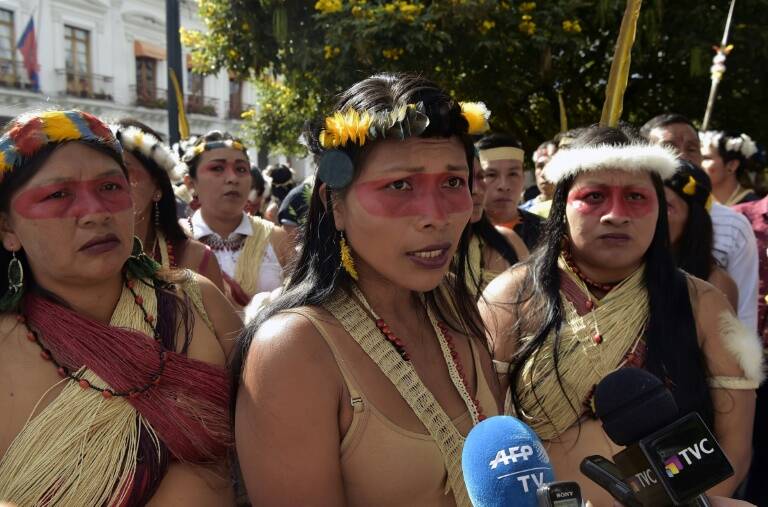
[
  {"left": 507, "top": 126, "right": 714, "bottom": 433},
  {"left": 471, "top": 215, "right": 519, "bottom": 266},
  {"left": 264, "top": 164, "right": 296, "bottom": 203},
  {"left": 640, "top": 113, "right": 698, "bottom": 139},
  {"left": 250, "top": 165, "right": 266, "bottom": 195},
  {"left": 665, "top": 160, "right": 717, "bottom": 279},
  {"left": 231, "top": 72, "right": 488, "bottom": 409},
  {"left": 116, "top": 118, "right": 187, "bottom": 246},
  {"left": 553, "top": 127, "right": 588, "bottom": 149},
  {"left": 184, "top": 130, "right": 248, "bottom": 179},
  {"left": 476, "top": 132, "right": 522, "bottom": 151}
]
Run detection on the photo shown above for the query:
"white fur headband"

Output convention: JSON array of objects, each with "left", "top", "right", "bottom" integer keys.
[
  {"left": 111, "top": 125, "right": 183, "bottom": 183},
  {"left": 543, "top": 143, "right": 679, "bottom": 184}
]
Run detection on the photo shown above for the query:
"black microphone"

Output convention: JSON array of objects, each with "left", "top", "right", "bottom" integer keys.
[{"left": 593, "top": 368, "right": 734, "bottom": 506}]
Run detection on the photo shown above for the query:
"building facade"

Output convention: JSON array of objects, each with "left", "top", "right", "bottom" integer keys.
[{"left": 0, "top": 0, "right": 255, "bottom": 141}]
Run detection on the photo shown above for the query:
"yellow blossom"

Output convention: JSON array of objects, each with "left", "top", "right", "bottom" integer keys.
[
  {"left": 382, "top": 47, "right": 405, "bottom": 60},
  {"left": 480, "top": 19, "right": 495, "bottom": 34},
  {"left": 351, "top": 5, "right": 363, "bottom": 17},
  {"left": 518, "top": 20, "right": 536, "bottom": 36},
  {"left": 323, "top": 45, "right": 341, "bottom": 59},
  {"left": 425, "top": 21, "right": 436, "bottom": 32},
  {"left": 520, "top": 2, "right": 536, "bottom": 12},
  {"left": 384, "top": 3, "right": 396, "bottom": 13},
  {"left": 315, "top": 0, "right": 343, "bottom": 14},
  {"left": 563, "top": 19, "right": 582, "bottom": 33},
  {"left": 521, "top": 14, "right": 532, "bottom": 21}
]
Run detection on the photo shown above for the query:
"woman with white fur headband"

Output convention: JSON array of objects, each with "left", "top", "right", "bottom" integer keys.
[
  {"left": 111, "top": 120, "right": 227, "bottom": 300},
  {"left": 480, "top": 125, "right": 762, "bottom": 505},
  {"left": 700, "top": 130, "right": 761, "bottom": 206}
]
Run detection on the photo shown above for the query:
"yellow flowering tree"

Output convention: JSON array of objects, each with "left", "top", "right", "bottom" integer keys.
[{"left": 183, "top": 0, "right": 768, "bottom": 155}]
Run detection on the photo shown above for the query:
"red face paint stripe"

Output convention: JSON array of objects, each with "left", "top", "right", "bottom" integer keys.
[
  {"left": 12, "top": 176, "right": 133, "bottom": 219},
  {"left": 567, "top": 185, "right": 657, "bottom": 219},
  {"left": 353, "top": 172, "right": 472, "bottom": 218}
]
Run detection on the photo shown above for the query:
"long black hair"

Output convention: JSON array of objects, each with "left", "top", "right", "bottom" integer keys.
[
  {"left": 115, "top": 118, "right": 188, "bottom": 246},
  {"left": 507, "top": 126, "right": 714, "bottom": 431},
  {"left": 665, "top": 160, "right": 717, "bottom": 280},
  {"left": 471, "top": 215, "right": 519, "bottom": 265},
  {"left": 231, "top": 73, "right": 487, "bottom": 402}
]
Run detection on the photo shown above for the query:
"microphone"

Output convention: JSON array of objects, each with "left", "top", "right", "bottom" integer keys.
[
  {"left": 594, "top": 368, "right": 734, "bottom": 506},
  {"left": 461, "top": 415, "right": 556, "bottom": 506}
]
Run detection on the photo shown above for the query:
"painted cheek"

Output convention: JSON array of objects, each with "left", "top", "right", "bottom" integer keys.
[
  {"left": 354, "top": 173, "right": 472, "bottom": 218},
  {"left": 12, "top": 179, "right": 133, "bottom": 219}
]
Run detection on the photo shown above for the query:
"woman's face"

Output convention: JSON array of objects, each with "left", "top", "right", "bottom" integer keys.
[
  {"left": 190, "top": 148, "right": 250, "bottom": 218},
  {"left": 336, "top": 137, "right": 472, "bottom": 293},
  {"left": 700, "top": 143, "right": 733, "bottom": 189},
  {"left": 124, "top": 151, "right": 160, "bottom": 225},
  {"left": 664, "top": 187, "right": 689, "bottom": 246},
  {"left": 1, "top": 142, "right": 134, "bottom": 289},
  {"left": 471, "top": 157, "right": 486, "bottom": 223},
  {"left": 565, "top": 169, "right": 659, "bottom": 276}
]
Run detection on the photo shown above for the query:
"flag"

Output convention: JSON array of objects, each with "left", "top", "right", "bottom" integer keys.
[{"left": 17, "top": 16, "right": 38, "bottom": 91}]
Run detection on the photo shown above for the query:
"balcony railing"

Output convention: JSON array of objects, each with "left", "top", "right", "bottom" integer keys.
[
  {"left": 186, "top": 94, "right": 219, "bottom": 117},
  {"left": 0, "top": 60, "right": 38, "bottom": 91},
  {"left": 55, "top": 69, "right": 114, "bottom": 101},
  {"left": 130, "top": 85, "right": 168, "bottom": 109},
  {"left": 226, "top": 101, "right": 254, "bottom": 120}
]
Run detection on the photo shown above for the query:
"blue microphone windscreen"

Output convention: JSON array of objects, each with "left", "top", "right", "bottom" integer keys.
[{"left": 462, "top": 416, "right": 555, "bottom": 507}]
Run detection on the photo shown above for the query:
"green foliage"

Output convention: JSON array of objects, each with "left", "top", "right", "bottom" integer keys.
[{"left": 183, "top": 0, "right": 768, "bottom": 156}]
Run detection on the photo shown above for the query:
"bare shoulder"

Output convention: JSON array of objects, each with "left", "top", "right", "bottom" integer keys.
[
  {"left": 239, "top": 307, "right": 343, "bottom": 398},
  {"left": 483, "top": 263, "right": 530, "bottom": 305},
  {"left": 495, "top": 226, "right": 530, "bottom": 261},
  {"left": 189, "top": 272, "right": 242, "bottom": 360}
]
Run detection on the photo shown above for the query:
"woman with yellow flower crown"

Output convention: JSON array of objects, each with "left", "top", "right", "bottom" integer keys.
[
  {"left": 233, "top": 73, "right": 502, "bottom": 506},
  {"left": 0, "top": 110, "right": 241, "bottom": 504},
  {"left": 179, "top": 131, "right": 292, "bottom": 309}
]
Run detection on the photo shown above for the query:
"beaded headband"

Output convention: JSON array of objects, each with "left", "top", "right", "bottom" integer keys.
[
  {"left": 111, "top": 125, "right": 182, "bottom": 183},
  {"left": 0, "top": 110, "right": 122, "bottom": 183},
  {"left": 176, "top": 137, "right": 249, "bottom": 176},
  {"left": 317, "top": 101, "right": 491, "bottom": 190},
  {"left": 543, "top": 143, "right": 679, "bottom": 184}
]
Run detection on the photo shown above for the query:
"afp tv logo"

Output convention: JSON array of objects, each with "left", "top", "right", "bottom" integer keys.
[{"left": 663, "top": 438, "right": 715, "bottom": 478}]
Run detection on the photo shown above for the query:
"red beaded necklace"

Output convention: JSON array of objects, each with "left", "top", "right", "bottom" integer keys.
[
  {"left": 20, "top": 278, "right": 167, "bottom": 399},
  {"left": 562, "top": 247, "right": 618, "bottom": 293},
  {"left": 371, "top": 304, "right": 486, "bottom": 422}
]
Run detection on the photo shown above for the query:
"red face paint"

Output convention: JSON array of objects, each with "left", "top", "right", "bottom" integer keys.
[
  {"left": 199, "top": 160, "right": 250, "bottom": 179},
  {"left": 12, "top": 176, "right": 133, "bottom": 219},
  {"left": 354, "top": 172, "right": 472, "bottom": 218},
  {"left": 567, "top": 185, "right": 657, "bottom": 218}
]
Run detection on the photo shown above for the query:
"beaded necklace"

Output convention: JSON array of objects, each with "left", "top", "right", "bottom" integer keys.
[
  {"left": 349, "top": 284, "right": 485, "bottom": 423},
  {"left": 187, "top": 215, "right": 246, "bottom": 252},
  {"left": 20, "top": 278, "right": 166, "bottom": 399},
  {"left": 561, "top": 246, "right": 618, "bottom": 293}
]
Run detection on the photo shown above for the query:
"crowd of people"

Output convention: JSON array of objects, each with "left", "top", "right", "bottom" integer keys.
[{"left": 0, "top": 72, "right": 765, "bottom": 506}]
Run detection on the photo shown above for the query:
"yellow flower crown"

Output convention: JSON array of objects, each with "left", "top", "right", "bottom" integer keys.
[{"left": 317, "top": 100, "right": 492, "bottom": 150}]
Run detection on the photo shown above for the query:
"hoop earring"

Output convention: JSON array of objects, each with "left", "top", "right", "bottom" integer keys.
[
  {"left": 339, "top": 231, "right": 358, "bottom": 280},
  {"left": 0, "top": 251, "right": 24, "bottom": 311}
]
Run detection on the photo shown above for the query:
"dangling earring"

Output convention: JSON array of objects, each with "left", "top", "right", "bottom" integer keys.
[
  {"left": 189, "top": 191, "right": 201, "bottom": 211},
  {"left": 153, "top": 199, "right": 161, "bottom": 229},
  {"left": 0, "top": 251, "right": 25, "bottom": 312},
  {"left": 339, "top": 231, "right": 358, "bottom": 280}
]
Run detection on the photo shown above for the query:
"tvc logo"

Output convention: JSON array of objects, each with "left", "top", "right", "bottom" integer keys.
[{"left": 662, "top": 438, "right": 715, "bottom": 478}]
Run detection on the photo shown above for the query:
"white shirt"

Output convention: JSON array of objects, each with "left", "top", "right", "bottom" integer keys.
[
  {"left": 189, "top": 210, "right": 253, "bottom": 278},
  {"left": 710, "top": 202, "right": 759, "bottom": 331}
]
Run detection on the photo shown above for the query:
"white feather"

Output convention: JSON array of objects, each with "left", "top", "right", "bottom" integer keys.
[{"left": 718, "top": 312, "right": 766, "bottom": 384}]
